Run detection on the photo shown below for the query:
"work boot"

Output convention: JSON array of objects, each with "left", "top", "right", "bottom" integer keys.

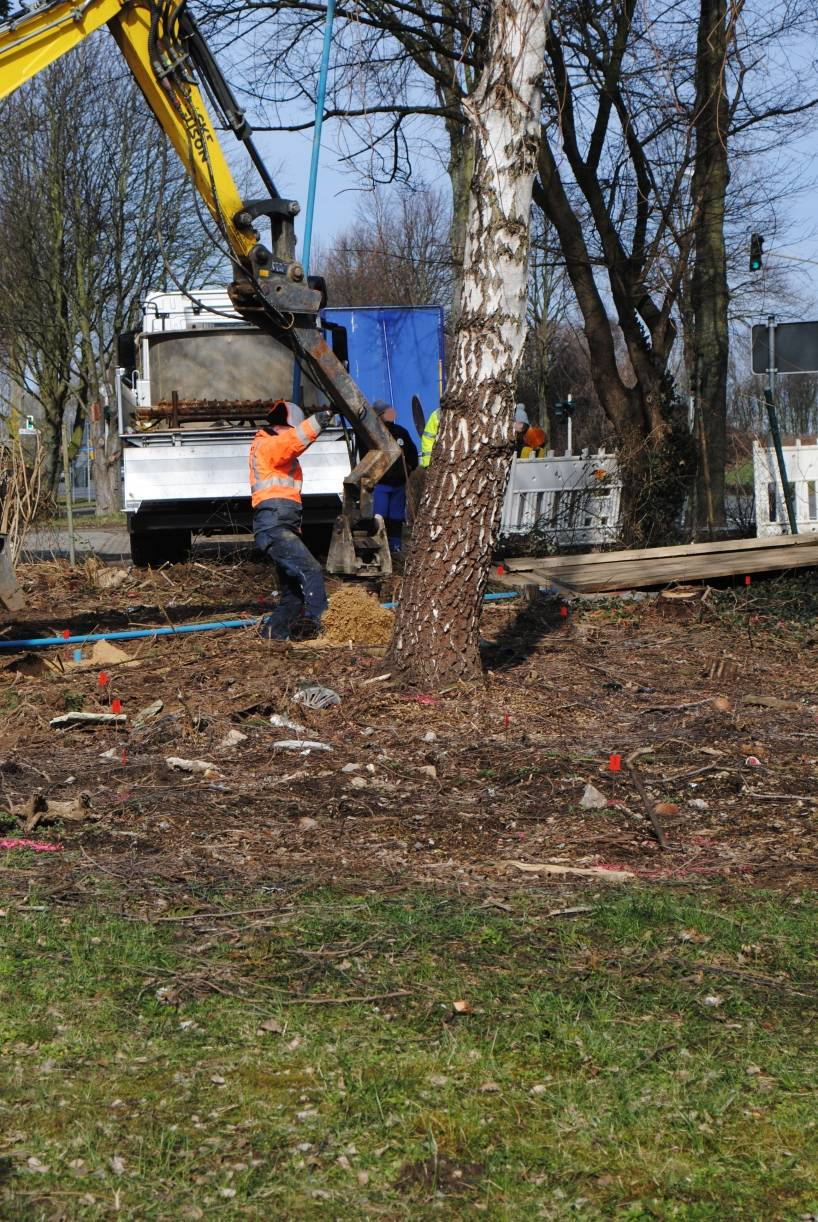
[
  {"left": 259, "top": 616, "right": 292, "bottom": 641},
  {"left": 290, "top": 618, "right": 323, "bottom": 642}
]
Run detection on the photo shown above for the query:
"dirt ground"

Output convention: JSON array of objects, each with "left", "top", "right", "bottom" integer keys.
[{"left": 1, "top": 556, "right": 817, "bottom": 902}]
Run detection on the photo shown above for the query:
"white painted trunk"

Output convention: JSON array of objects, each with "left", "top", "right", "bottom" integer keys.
[{"left": 390, "top": 0, "right": 548, "bottom": 685}]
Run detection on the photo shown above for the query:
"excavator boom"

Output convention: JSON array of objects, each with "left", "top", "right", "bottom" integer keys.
[{"left": 0, "top": 0, "right": 400, "bottom": 576}]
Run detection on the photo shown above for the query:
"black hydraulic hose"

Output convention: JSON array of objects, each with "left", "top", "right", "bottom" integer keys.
[{"left": 179, "top": 9, "right": 280, "bottom": 202}]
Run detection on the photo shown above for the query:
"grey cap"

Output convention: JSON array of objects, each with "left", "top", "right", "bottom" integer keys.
[
  {"left": 514, "top": 403, "right": 529, "bottom": 425},
  {"left": 372, "top": 399, "right": 392, "bottom": 417}
]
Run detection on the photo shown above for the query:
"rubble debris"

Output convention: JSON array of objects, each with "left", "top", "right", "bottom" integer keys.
[
  {"left": 22, "top": 793, "right": 93, "bottom": 833},
  {"left": 272, "top": 740, "right": 332, "bottom": 752},
  {"left": 505, "top": 861, "right": 635, "bottom": 882},
  {"left": 269, "top": 714, "right": 307, "bottom": 733},
  {"left": 3, "top": 651, "right": 55, "bottom": 676},
  {"left": 292, "top": 685, "right": 341, "bottom": 709},
  {"left": 50, "top": 712, "right": 127, "bottom": 729},
  {"left": 91, "top": 568, "right": 132, "bottom": 592},
  {"left": 743, "top": 694, "right": 803, "bottom": 712},
  {"left": 63, "top": 640, "right": 139, "bottom": 672},
  {"left": 166, "top": 757, "right": 222, "bottom": 776},
  {"left": 580, "top": 783, "right": 608, "bottom": 810},
  {"left": 219, "top": 729, "right": 248, "bottom": 749},
  {"left": 133, "top": 699, "right": 164, "bottom": 727}
]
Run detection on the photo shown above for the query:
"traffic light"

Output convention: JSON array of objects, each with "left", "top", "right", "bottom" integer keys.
[
  {"left": 553, "top": 394, "right": 575, "bottom": 419},
  {"left": 750, "top": 233, "right": 764, "bottom": 272}
]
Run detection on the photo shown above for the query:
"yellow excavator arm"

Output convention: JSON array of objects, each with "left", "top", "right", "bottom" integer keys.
[
  {"left": 0, "top": 0, "right": 400, "bottom": 576},
  {"left": 0, "top": 0, "right": 252, "bottom": 260}
]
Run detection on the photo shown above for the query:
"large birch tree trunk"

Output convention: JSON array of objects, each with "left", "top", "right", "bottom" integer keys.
[{"left": 387, "top": 0, "right": 547, "bottom": 687}]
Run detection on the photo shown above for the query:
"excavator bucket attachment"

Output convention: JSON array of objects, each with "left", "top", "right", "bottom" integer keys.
[{"left": 326, "top": 513, "right": 392, "bottom": 578}]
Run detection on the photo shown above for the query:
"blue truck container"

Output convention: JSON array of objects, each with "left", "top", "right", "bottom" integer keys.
[{"left": 322, "top": 305, "right": 446, "bottom": 446}]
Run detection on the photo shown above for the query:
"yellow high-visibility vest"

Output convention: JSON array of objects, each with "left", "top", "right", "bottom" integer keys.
[{"left": 420, "top": 409, "right": 440, "bottom": 468}]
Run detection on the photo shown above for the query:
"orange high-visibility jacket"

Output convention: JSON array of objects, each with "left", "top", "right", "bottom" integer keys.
[{"left": 248, "top": 415, "right": 325, "bottom": 509}]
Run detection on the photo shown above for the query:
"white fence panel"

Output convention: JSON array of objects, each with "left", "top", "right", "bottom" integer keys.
[
  {"left": 753, "top": 439, "right": 818, "bottom": 536},
  {"left": 500, "top": 449, "right": 621, "bottom": 546}
]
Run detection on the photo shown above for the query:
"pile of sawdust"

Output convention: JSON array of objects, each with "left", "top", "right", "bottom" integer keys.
[{"left": 319, "top": 585, "right": 395, "bottom": 645}]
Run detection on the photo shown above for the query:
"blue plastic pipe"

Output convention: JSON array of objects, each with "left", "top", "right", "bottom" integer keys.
[
  {"left": 0, "top": 619, "right": 258, "bottom": 650},
  {"left": 301, "top": 0, "right": 336, "bottom": 281},
  {"left": 0, "top": 591, "right": 527, "bottom": 652},
  {"left": 292, "top": 0, "right": 335, "bottom": 405}
]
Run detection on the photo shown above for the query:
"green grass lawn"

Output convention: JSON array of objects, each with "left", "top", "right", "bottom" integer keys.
[{"left": 1, "top": 882, "right": 816, "bottom": 1220}]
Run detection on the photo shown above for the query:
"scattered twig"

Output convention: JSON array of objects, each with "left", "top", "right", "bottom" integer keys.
[
  {"left": 638, "top": 699, "right": 712, "bottom": 715},
  {"left": 154, "top": 904, "right": 289, "bottom": 923},
  {"left": 628, "top": 1041, "right": 677, "bottom": 1073},
  {"left": 673, "top": 959, "right": 815, "bottom": 997},
  {"left": 284, "top": 989, "right": 412, "bottom": 1005},
  {"left": 624, "top": 761, "right": 669, "bottom": 849},
  {"left": 658, "top": 764, "right": 730, "bottom": 785},
  {"left": 746, "top": 793, "right": 818, "bottom": 805}
]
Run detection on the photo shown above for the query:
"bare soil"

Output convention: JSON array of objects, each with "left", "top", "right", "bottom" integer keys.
[{"left": 1, "top": 557, "right": 817, "bottom": 902}]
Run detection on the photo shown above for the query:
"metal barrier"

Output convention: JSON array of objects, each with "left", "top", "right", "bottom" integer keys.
[
  {"left": 753, "top": 439, "right": 818, "bottom": 536},
  {"left": 500, "top": 449, "right": 621, "bottom": 545}
]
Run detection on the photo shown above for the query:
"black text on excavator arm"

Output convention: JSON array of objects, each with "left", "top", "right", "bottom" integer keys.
[{"left": 0, "top": 0, "right": 401, "bottom": 576}]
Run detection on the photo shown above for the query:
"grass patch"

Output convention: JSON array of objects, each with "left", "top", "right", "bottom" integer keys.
[
  {"left": 0, "top": 887, "right": 816, "bottom": 1219},
  {"left": 47, "top": 511, "right": 127, "bottom": 529},
  {"left": 725, "top": 461, "right": 754, "bottom": 490}
]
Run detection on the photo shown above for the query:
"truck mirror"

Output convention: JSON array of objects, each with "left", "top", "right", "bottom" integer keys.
[
  {"left": 117, "top": 330, "right": 138, "bottom": 373},
  {"left": 308, "top": 275, "right": 328, "bottom": 309}
]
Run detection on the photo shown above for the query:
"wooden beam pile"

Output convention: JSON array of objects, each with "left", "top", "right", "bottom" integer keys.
[{"left": 499, "top": 533, "right": 818, "bottom": 593}]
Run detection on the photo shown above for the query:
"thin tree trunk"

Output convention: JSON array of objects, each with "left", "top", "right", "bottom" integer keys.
[
  {"left": 534, "top": 147, "right": 695, "bottom": 547},
  {"left": 89, "top": 401, "right": 122, "bottom": 513},
  {"left": 446, "top": 114, "right": 476, "bottom": 318},
  {"left": 691, "top": 0, "right": 731, "bottom": 535},
  {"left": 388, "top": 0, "right": 547, "bottom": 687}
]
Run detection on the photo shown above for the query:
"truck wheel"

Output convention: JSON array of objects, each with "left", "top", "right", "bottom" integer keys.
[
  {"left": 130, "top": 528, "right": 191, "bottom": 567},
  {"left": 129, "top": 529, "right": 161, "bottom": 568},
  {"left": 160, "top": 529, "right": 192, "bottom": 565}
]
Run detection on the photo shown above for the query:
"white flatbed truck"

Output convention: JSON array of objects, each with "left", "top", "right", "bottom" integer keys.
[{"left": 116, "top": 290, "right": 353, "bottom": 566}]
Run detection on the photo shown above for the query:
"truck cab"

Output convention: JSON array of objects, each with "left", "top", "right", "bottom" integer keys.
[{"left": 116, "top": 290, "right": 352, "bottom": 566}]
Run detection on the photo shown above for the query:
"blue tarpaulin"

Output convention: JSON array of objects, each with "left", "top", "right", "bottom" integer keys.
[{"left": 323, "top": 306, "right": 445, "bottom": 445}]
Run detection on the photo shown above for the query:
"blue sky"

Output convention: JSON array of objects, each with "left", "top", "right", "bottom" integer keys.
[{"left": 220, "top": 9, "right": 818, "bottom": 326}]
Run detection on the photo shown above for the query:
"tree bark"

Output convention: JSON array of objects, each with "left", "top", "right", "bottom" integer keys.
[
  {"left": 691, "top": 0, "right": 731, "bottom": 534},
  {"left": 388, "top": 0, "right": 547, "bottom": 687}
]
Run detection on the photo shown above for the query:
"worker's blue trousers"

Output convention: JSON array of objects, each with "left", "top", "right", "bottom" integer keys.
[
  {"left": 373, "top": 483, "right": 406, "bottom": 552},
  {"left": 253, "top": 501, "right": 328, "bottom": 639}
]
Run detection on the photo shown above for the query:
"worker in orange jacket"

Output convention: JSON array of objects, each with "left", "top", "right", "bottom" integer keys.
[{"left": 250, "top": 399, "right": 332, "bottom": 640}]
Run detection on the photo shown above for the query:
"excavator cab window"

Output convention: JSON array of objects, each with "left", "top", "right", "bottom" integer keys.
[
  {"left": 324, "top": 321, "right": 349, "bottom": 369},
  {"left": 116, "top": 330, "right": 138, "bottom": 377}
]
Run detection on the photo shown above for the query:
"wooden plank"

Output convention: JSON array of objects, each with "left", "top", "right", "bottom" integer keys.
[
  {"left": 498, "top": 534, "right": 818, "bottom": 593},
  {"left": 503, "top": 531, "right": 815, "bottom": 572}
]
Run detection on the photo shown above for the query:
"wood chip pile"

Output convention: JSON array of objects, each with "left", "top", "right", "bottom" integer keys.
[{"left": 319, "top": 586, "right": 395, "bottom": 645}]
